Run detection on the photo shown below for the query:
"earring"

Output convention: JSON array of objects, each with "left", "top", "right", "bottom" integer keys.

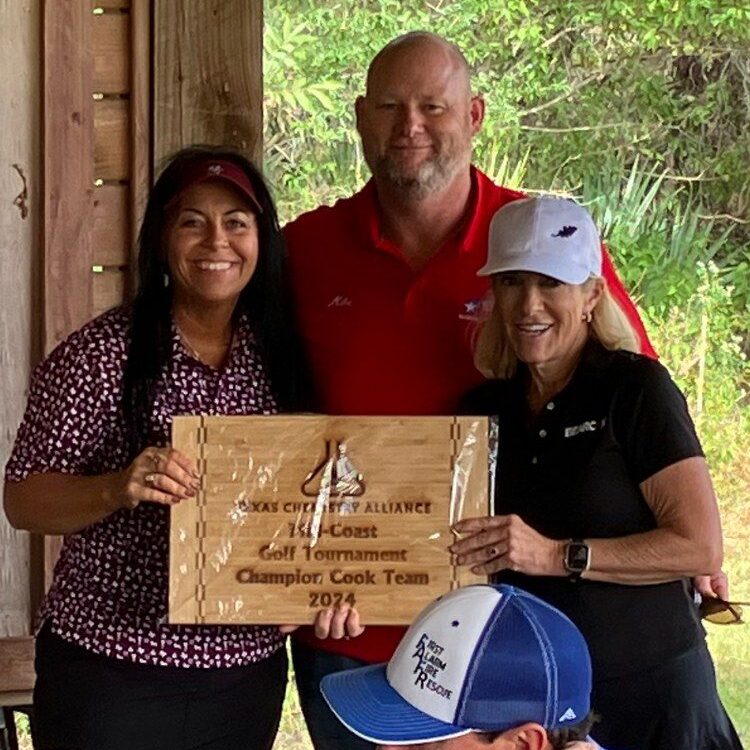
[
  {"left": 163, "top": 273, "right": 170, "bottom": 288},
  {"left": 582, "top": 311, "right": 592, "bottom": 323}
]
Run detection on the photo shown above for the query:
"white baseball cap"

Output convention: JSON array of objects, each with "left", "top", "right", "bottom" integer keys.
[
  {"left": 478, "top": 196, "right": 602, "bottom": 283},
  {"left": 320, "top": 584, "right": 592, "bottom": 745}
]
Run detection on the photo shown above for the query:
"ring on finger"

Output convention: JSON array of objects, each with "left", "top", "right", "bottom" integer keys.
[{"left": 144, "top": 473, "right": 157, "bottom": 486}]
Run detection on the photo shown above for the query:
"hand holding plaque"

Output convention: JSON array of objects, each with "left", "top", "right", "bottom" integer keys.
[{"left": 169, "top": 415, "right": 492, "bottom": 625}]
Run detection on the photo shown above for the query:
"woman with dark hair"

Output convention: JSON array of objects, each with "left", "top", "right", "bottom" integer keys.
[{"left": 4, "top": 146, "right": 309, "bottom": 750}]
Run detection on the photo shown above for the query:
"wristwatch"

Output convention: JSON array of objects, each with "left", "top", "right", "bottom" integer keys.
[{"left": 563, "top": 539, "right": 590, "bottom": 581}]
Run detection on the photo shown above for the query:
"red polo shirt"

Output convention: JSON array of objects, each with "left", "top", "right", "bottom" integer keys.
[{"left": 284, "top": 167, "right": 655, "bottom": 663}]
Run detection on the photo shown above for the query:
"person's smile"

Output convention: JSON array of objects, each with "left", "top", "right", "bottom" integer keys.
[
  {"left": 192, "top": 259, "right": 241, "bottom": 273},
  {"left": 514, "top": 320, "right": 554, "bottom": 338}
]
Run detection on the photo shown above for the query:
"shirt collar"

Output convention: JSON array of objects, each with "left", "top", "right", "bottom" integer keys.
[
  {"left": 171, "top": 312, "right": 256, "bottom": 371},
  {"left": 353, "top": 166, "right": 491, "bottom": 258}
]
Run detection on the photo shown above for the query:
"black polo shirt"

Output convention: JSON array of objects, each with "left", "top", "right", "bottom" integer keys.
[{"left": 462, "top": 340, "right": 706, "bottom": 679}]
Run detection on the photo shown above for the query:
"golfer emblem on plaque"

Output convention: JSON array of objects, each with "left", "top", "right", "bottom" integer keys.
[{"left": 301, "top": 440, "right": 366, "bottom": 498}]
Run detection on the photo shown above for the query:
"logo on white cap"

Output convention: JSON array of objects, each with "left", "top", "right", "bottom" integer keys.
[
  {"left": 412, "top": 633, "right": 453, "bottom": 700},
  {"left": 387, "top": 587, "right": 504, "bottom": 723},
  {"left": 551, "top": 225, "right": 578, "bottom": 238}
]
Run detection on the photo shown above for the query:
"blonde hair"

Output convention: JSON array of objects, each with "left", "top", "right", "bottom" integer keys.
[{"left": 473, "top": 278, "right": 641, "bottom": 379}]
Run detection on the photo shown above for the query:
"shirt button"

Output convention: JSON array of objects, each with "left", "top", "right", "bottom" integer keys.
[
  {"left": 531, "top": 456, "right": 538, "bottom": 464},
  {"left": 546, "top": 402, "right": 555, "bottom": 410},
  {"left": 539, "top": 429, "right": 547, "bottom": 438}
]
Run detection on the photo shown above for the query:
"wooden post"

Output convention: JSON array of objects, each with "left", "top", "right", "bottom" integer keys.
[
  {"left": 0, "top": 0, "right": 42, "bottom": 707},
  {"left": 43, "top": 0, "right": 95, "bottom": 352},
  {"left": 130, "top": 0, "right": 152, "bottom": 266},
  {"left": 0, "top": 0, "right": 42, "bottom": 641},
  {"left": 153, "top": 0, "right": 263, "bottom": 165}
]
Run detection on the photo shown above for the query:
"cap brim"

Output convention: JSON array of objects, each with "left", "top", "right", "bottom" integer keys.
[
  {"left": 321, "top": 665, "right": 472, "bottom": 745},
  {"left": 477, "top": 252, "right": 591, "bottom": 284},
  {"left": 195, "top": 174, "right": 264, "bottom": 215}
]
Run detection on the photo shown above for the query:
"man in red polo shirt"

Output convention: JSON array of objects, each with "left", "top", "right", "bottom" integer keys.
[{"left": 283, "top": 31, "right": 653, "bottom": 750}]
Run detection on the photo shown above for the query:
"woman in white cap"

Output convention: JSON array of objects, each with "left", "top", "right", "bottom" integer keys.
[{"left": 451, "top": 196, "right": 741, "bottom": 749}]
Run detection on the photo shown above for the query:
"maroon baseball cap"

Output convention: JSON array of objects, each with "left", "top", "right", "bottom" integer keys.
[{"left": 177, "top": 159, "right": 263, "bottom": 214}]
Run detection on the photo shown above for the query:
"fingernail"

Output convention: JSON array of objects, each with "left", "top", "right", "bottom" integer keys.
[{"left": 186, "top": 489, "right": 196, "bottom": 497}]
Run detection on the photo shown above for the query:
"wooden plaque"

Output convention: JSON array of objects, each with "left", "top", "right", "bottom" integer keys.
[{"left": 170, "top": 415, "right": 491, "bottom": 625}]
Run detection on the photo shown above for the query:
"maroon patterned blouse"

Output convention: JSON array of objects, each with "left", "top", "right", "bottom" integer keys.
[{"left": 5, "top": 306, "right": 286, "bottom": 668}]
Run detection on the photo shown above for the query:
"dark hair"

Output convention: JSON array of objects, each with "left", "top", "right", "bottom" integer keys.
[
  {"left": 476, "top": 711, "right": 598, "bottom": 749},
  {"left": 122, "top": 145, "right": 311, "bottom": 453}
]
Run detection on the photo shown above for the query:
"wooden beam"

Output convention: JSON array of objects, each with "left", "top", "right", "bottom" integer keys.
[
  {"left": 94, "top": 98, "right": 130, "bottom": 181},
  {"left": 130, "top": 0, "right": 152, "bottom": 282},
  {"left": 92, "top": 11, "right": 130, "bottom": 93},
  {"left": 93, "top": 269, "right": 127, "bottom": 316},
  {"left": 153, "top": 0, "right": 263, "bottom": 165},
  {"left": 0, "top": 638, "right": 35, "bottom": 694},
  {"left": 1, "top": 0, "right": 40, "bottom": 643},
  {"left": 93, "top": 185, "right": 129, "bottom": 265},
  {"left": 43, "top": 0, "right": 95, "bottom": 352},
  {"left": 91, "top": 0, "right": 130, "bottom": 7}
]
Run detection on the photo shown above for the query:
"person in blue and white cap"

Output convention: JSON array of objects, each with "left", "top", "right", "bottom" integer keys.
[{"left": 321, "top": 584, "right": 600, "bottom": 750}]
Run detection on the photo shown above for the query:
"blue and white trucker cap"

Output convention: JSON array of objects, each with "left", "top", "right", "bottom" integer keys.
[
  {"left": 478, "top": 196, "right": 602, "bottom": 284},
  {"left": 320, "top": 584, "right": 592, "bottom": 745}
]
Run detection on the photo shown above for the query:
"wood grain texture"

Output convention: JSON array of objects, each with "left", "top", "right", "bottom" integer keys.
[
  {"left": 169, "top": 417, "right": 203, "bottom": 625},
  {"left": 0, "top": 638, "right": 35, "bottom": 693},
  {"left": 170, "top": 416, "right": 489, "bottom": 625},
  {"left": 92, "top": 268, "right": 126, "bottom": 315},
  {"left": 130, "top": 0, "right": 151, "bottom": 284},
  {"left": 92, "top": 12, "right": 129, "bottom": 92},
  {"left": 153, "top": 0, "right": 263, "bottom": 165},
  {"left": 0, "top": 0, "right": 41, "bottom": 642},
  {"left": 43, "top": 0, "right": 95, "bottom": 352},
  {"left": 90, "top": 0, "right": 130, "bottom": 7},
  {"left": 93, "top": 185, "right": 129, "bottom": 265},
  {"left": 94, "top": 98, "right": 129, "bottom": 181}
]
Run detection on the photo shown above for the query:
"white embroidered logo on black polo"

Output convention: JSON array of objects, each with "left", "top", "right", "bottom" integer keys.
[{"left": 564, "top": 418, "right": 606, "bottom": 438}]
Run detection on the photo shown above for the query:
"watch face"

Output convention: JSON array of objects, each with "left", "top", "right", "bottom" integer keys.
[{"left": 567, "top": 542, "right": 589, "bottom": 572}]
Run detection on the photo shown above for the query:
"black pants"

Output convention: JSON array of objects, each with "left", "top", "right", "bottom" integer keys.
[
  {"left": 591, "top": 644, "right": 742, "bottom": 750},
  {"left": 33, "top": 626, "right": 287, "bottom": 750},
  {"left": 291, "top": 638, "right": 373, "bottom": 750}
]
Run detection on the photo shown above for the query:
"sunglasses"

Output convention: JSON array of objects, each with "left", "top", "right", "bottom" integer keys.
[{"left": 699, "top": 597, "right": 750, "bottom": 625}]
